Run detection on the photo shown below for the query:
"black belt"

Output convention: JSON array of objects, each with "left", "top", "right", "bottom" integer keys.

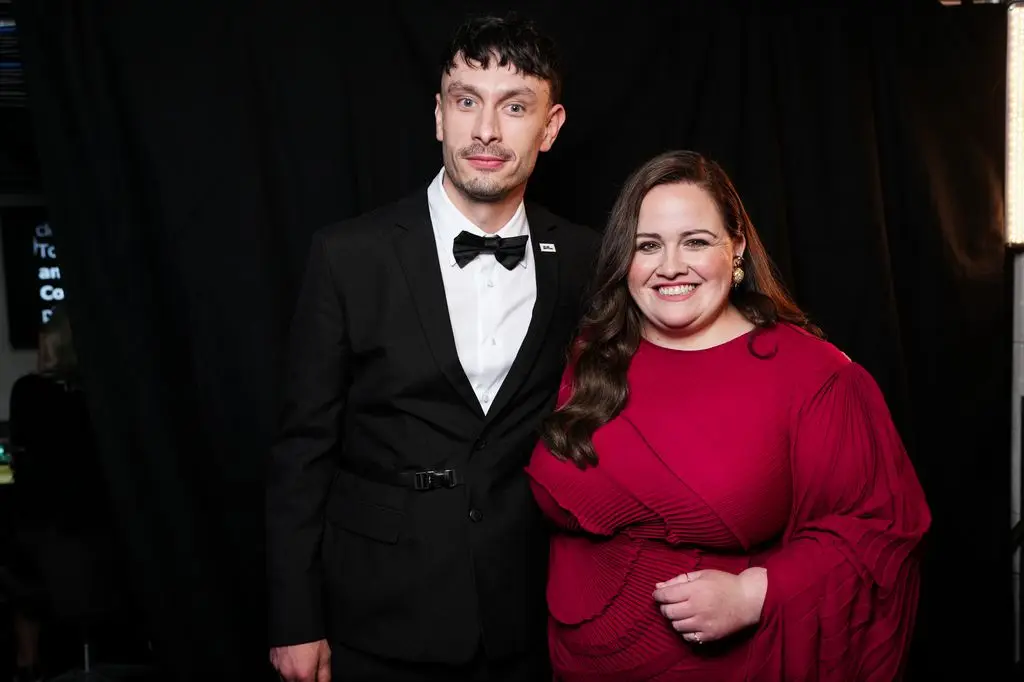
[{"left": 340, "top": 463, "right": 464, "bottom": 491}]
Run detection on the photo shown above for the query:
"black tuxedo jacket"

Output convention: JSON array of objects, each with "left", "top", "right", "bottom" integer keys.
[{"left": 266, "top": 186, "right": 599, "bottom": 664}]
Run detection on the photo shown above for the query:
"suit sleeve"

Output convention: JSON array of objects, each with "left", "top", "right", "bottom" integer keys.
[
  {"left": 526, "top": 365, "right": 580, "bottom": 530},
  {"left": 266, "top": 230, "right": 348, "bottom": 646},
  {"left": 749, "top": 362, "right": 931, "bottom": 681},
  {"left": 8, "top": 375, "right": 28, "bottom": 449}
]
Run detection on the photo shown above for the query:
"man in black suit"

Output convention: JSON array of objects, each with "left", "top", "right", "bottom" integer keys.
[{"left": 267, "top": 13, "right": 599, "bottom": 682}]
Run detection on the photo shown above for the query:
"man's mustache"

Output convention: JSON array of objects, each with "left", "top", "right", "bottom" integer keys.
[{"left": 459, "top": 145, "right": 514, "bottom": 161}]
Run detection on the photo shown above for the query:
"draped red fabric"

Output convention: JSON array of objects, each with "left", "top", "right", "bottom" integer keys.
[
  {"left": 749, "top": 361, "right": 931, "bottom": 681},
  {"left": 526, "top": 324, "right": 931, "bottom": 681}
]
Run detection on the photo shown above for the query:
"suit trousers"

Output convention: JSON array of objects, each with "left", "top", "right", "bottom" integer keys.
[{"left": 330, "top": 639, "right": 550, "bottom": 682}]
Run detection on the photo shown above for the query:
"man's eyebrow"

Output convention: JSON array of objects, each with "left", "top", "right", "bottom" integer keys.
[{"left": 446, "top": 81, "right": 538, "bottom": 101}]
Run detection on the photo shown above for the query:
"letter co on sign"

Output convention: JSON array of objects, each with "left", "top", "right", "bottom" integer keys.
[{"left": 40, "top": 284, "right": 65, "bottom": 301}]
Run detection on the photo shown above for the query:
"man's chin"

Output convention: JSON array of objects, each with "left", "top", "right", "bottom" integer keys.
[{"left": 455, "top": 177, "right": 511, "bottom": 203}]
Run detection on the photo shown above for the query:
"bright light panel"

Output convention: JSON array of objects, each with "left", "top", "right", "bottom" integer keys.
[{"left": 1008, "top": 3, "right": 1024, "bottom": 245}]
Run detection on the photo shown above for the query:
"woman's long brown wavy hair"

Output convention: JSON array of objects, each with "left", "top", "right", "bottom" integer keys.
[{"left": 540, "top": 150, "right": 821, "bottom": 468}]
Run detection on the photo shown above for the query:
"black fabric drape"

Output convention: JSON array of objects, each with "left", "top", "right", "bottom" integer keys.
[{"left": 11, "top": 1, "right": 1011, "bottom": 680}]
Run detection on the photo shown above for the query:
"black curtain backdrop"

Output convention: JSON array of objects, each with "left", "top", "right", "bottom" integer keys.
[{"left": 10, "top": 1, "right": 1011, "bottom": 680}]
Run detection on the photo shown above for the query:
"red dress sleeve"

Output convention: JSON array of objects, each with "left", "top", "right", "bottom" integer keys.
[{"left": 749, "top": 362, "right": 931, "bottom": 681}]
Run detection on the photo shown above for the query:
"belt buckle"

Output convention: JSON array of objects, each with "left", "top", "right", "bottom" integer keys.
[{"left": 413, "top": 469, "right": 455, "bottom": 491}]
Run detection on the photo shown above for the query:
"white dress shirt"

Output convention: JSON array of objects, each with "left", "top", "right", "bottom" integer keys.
[{"left": 426, "top": 168, "right": 535, "bottom": 414}]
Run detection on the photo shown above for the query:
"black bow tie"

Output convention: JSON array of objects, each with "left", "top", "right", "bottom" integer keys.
[{"left": 452, "top": 231, "right": 529, "bottom": 270}]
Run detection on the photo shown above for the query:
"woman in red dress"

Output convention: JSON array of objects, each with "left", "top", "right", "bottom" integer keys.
[{"left": 526, "top": 150, "right": 931, "bottom": 681}]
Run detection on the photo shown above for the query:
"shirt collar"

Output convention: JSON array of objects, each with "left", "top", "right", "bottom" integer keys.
[{"left": 427, "top": 167, "right": 530, "bottom": 268}]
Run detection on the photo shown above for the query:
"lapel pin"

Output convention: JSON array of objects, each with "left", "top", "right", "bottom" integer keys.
[{"left": 539, "top": 243, "right": 556, "bottom": 253}]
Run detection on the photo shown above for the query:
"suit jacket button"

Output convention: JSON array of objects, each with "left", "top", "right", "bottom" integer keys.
[
  {"left": 474, "top": 438, "right": 488, "bottom": 451},
  {"left": 469, "top": 509, "right": 484, "bottom": 522}
]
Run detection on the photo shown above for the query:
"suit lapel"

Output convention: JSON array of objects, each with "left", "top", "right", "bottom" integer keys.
[
  {"left": 393, "top": 192, "right": 485, "bottom": 419},
  {"left": 485, "top": 206, "right": 560, "bottom": 422}
]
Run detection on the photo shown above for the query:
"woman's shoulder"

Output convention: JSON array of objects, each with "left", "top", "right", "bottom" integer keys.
[
  {"left": 12, "top": 371, "right": 81, "bottom": 404},
  {"left": 767, "top": 323, "right": 853, "bottom": 383},
  {"left": 11, "top": 372, "right": 47, "bottom": 397},
  {"left": 773, "top": 322, "right": 849, "bottom": 360}
]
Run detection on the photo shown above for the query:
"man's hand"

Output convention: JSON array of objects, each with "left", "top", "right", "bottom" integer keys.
[{"left": 270, "top": 639, "right": 331, "bottom": 682}]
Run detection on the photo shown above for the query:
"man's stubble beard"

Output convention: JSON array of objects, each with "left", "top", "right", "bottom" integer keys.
[
  {"left": 444, "top": 141, "right": 525, "bottom": 203},
  {"left": 450, "top": 173, "right": 512, "bottom": 203}
]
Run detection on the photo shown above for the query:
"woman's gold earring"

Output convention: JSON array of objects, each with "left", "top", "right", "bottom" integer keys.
[{"left": 732, "top": 256, "right": 745, "bottom": 288}]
